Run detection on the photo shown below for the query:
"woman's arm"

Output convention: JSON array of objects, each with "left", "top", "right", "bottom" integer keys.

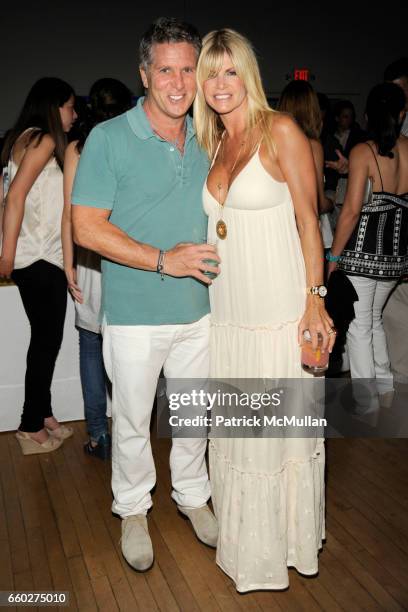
[
  {"left": 0, "top": 134, "right": 55, "bottom": 277},
  {"left": 62, "top": 141, "right": 83, "bottom": 302},
  {"left": 0, "top": 173, "right": 4, "bottom": 239},
  {"left": 270, "top": 115, "right": 335, "bottom": 351},
  {"left": 328, "top": 144, "right": 369, "bottom": 276},
  {"left": 310, "top": 139, "right": 333, "bottom": 214}
]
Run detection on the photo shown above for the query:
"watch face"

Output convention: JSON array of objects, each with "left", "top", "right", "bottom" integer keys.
[{"left": 318, "top": 286, "right": 328, "bottom": 297}]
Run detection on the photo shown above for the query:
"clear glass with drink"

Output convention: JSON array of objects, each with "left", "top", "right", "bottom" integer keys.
[
  {"left": 301, "top": 330, "right": 329, "bottom": 374},
  {"left": 202, "top": 239, "right": 219, "bottom": 280}
]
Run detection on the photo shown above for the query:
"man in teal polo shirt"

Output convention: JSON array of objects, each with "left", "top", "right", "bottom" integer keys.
[{"left": 71, "top": 18, "right": 219, "bottom": 571}]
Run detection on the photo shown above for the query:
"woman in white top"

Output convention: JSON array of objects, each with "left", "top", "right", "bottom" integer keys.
[
  {"left": 0, "top": 78, "right": 77, "bottom": 455},
  {"left": 62, "top": 78, "right": 132, "bottom": 459}
]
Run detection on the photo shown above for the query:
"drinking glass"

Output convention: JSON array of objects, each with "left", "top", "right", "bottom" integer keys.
[
  {"left": 301, "top": 330, "right": 329, "bottom": 374},
  {"left": 202, "top": 239, "right": 219, "bottom": 280}
]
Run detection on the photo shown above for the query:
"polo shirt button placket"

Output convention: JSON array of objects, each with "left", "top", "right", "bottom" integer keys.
[{"left": 174, "top": 150, "right": 183, "bottom": 182}]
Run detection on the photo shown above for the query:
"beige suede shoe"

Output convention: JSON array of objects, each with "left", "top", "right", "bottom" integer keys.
[
  {"left": 47, "top": 425, "right": 74, "bottom": 440},
  {"left": 121, "top": 515, "right": 154, "bottom": 571},
  {"left": 15, "top": 431, "right": 63, "bottom": 455},
  {"left": 178, "top": 504, "right": 218, "bottom": 547}
]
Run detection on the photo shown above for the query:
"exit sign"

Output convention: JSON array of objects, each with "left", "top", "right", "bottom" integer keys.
[{"left": 294, "top": 68, "right": 310, "bottom": 81}]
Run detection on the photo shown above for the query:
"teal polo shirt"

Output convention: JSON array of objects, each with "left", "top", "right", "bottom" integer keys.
[{"left": 71, "top": 97, "right": 210, "bottom": 325}]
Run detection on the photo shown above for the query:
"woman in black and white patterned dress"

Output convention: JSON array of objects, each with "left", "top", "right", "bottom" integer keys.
[{"left": 328, "top": 83, "right": 408, "bottom": 408}]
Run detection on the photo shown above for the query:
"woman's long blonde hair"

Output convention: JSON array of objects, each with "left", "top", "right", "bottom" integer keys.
[{"left": 194, "top": 29, "right": 276, "bottom": 159}]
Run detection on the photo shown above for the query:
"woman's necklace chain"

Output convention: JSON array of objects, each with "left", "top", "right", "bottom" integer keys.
[{"left": 215, "top": 132, "right": 247, "bottom": 240}]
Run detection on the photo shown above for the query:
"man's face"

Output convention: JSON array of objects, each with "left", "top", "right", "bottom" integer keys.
[
  {"left": 393, "top": 76, "right": 408, "bottom": 110},
  {"left": 337, "top": 108, "right": 354, "bottom": 131},
  {"left": 140, "top": 42, "right": 198, "bottom": 120}
]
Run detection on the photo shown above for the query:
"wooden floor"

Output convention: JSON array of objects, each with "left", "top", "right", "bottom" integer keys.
[{"left": 1, "top": 423, "right": 408, "bottom": 612}]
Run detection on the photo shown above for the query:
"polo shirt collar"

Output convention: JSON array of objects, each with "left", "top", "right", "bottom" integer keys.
[{"left": 126, "top": 96, "right": 195, "bottom": 142}]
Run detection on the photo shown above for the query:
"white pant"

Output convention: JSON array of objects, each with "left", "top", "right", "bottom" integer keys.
[
  {"left": 346, "top": 275, "right": 397, "bottom": 396},
  {"left": 103, "top": 314, "right": 211, "bottom": 518},
  {"left": 383, "top": 282, "right": 408, "bottom": 382}
]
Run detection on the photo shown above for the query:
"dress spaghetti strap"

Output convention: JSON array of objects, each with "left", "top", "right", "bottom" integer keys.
[{"left": 366, "top": 143, "right": 384, "bottom": 191}]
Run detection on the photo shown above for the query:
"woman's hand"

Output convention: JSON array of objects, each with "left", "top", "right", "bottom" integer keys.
[
  {"left": 65, "top": 266, "right": 83, "bottom": 303},
  {"left": 0, "top": 256, "right": 14, "bottom": 279},
  {"left": 298, "top": 296, "right": 336, "bottom": 353},
  {"left": 327, "top": 260, "right": 338, "bottom": 279}
]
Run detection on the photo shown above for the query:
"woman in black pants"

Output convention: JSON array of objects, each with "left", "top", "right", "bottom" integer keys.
[{"left": 0, "top": 78, "right": 77, "bottom": 454}]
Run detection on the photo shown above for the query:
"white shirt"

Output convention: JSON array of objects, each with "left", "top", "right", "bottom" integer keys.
[
  {"left": 6, "top": 151, "right": 64, "bottom": 270},
  {"left": 75, "top": 247, "right": 102, "bottom": 333},
  {"left": 334, "top": 129, "right": 350, "bottom": 150}
]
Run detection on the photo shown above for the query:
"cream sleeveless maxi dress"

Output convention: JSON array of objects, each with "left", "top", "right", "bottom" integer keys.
[{"left": 203, "top": 144, "right": 325, "bottom": 592}]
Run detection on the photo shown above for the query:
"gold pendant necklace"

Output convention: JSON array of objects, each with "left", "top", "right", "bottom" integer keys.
[{"left": 216, "top": 133, "right": 247, "bottom": 240}]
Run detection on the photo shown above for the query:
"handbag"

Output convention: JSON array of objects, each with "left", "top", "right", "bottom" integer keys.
[{"left": 325, "top": 269, "right": 359, "bottom": 364}]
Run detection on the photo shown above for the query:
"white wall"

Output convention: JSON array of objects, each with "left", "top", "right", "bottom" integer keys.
[{"left": 0, "top": 285, "right": 84, "bottom": 432}]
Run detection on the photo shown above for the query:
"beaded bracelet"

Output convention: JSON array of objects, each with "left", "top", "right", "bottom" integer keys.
[{"left": 325, "top": 250, "right": 341, "bottom": 263}]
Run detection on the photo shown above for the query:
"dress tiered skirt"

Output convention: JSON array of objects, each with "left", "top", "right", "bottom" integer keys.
[{"left": 207, "top": 200, "right": 325, "bottom": 592}]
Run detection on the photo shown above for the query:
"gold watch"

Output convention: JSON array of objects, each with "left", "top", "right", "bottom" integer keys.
[{"left": 307, "top": 285, "right": 328, "bottom": 298}]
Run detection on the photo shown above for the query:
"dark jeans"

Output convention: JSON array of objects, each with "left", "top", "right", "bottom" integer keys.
[
  {"left": 78, "top": 327, "right": 108, "bottom": 440},
  {"left": 12, "top": 260, "right": 67, "bottom": 432}
]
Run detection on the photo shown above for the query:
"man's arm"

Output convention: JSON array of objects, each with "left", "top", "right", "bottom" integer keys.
[
  {"left": 72, "top": 205, "right": 157, "bottom": 269},
  {"left": 72, "top": 205, "right": 220, "bottom": 283},
  {"left": 72, "top": 125, "right": 219, "bottom": 283}
]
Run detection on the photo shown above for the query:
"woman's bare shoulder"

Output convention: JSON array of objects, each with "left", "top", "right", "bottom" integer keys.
[
  {"left": 12, "top": 131, "right": 55, "bottom": 165},
  {"left": 349, "top": 141, "right": 371, "bottom": 161},
  {"left": 26, "top": 132, "right": 55, "bottom": 153},
  {"left": 65, "top": 140, "right": 79, "bottom": 157},
  {"left": 269, "top": 111, "right": 298, "bottom": 137}
]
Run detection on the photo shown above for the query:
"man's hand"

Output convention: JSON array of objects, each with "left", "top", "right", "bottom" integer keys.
[
  {"left": 164, "top": 242, "right": 220, "bottom": 284},
  {"left": 325, "top": 149, "right": 349, "bottom": 174}
]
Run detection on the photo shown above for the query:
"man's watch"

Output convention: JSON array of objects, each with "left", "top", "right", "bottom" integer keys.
[{"left": 307, "top": 285, "right": 328, "bottom": 298}]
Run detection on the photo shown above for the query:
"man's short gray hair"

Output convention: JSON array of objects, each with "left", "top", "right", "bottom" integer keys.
[{"left": 139, "top": 17, "right": 202, "bottom": 70}]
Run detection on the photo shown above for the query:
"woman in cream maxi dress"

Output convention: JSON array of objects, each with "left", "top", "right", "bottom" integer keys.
[
  {"left": 203, "top": 144, "right": 325, "bottom": 592},
  {"left": 196, "top": 29, "right": 334, "bottom": 593}
]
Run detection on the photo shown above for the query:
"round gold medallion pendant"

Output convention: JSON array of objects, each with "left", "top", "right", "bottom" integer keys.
[{"left": 216, "top": 220, "right": 227, "bottom": 240}]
